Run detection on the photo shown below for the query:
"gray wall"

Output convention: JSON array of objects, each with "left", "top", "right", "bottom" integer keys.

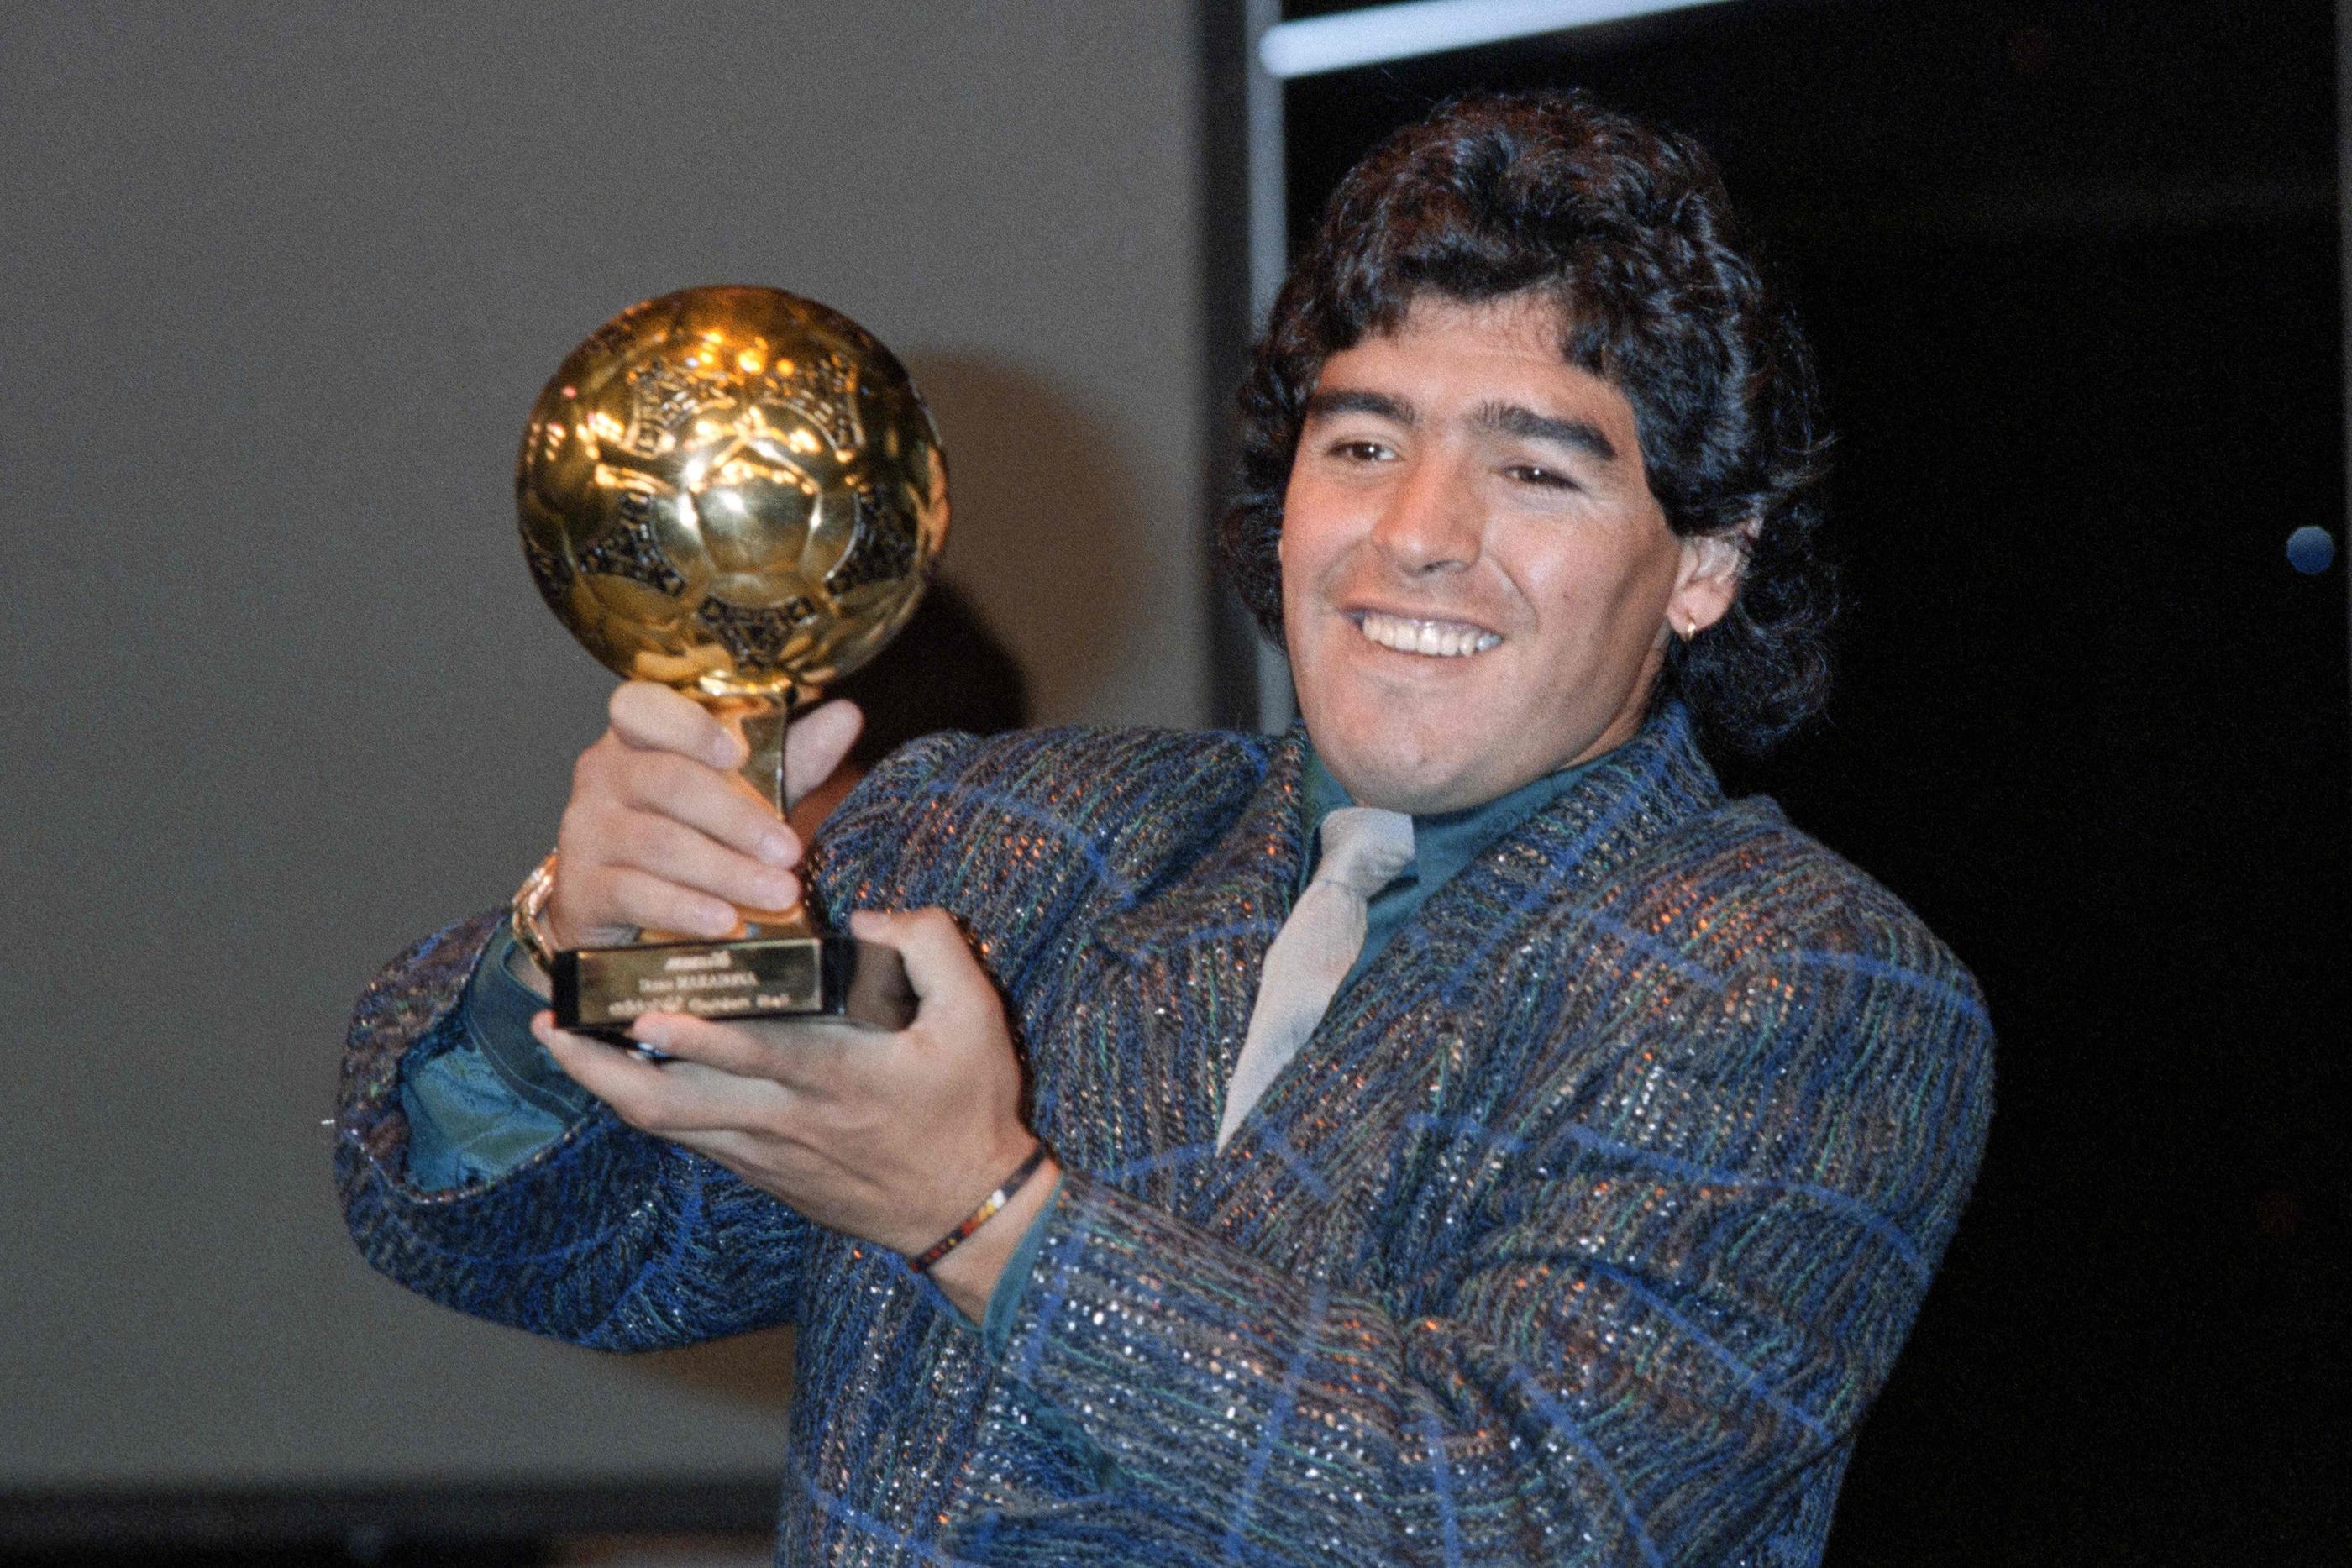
[{"left": 1, "top": 2, "right": 1211, "bottom": 1490}]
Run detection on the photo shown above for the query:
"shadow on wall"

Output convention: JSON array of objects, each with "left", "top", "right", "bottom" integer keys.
[{"left": 901, "top": 353, "right": 1156, "bottom": 726}]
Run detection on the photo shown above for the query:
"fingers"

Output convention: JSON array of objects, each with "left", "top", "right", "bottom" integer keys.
[
  {"left": 598, "top": 867, "right": 742, "bottom": 942},
  {"left": 602, "top": 813, "right": 799, "bottom": 920},
  {"left": 536, "top": 1013, "right": 672, "bottom": 1115},
  {"left": 606, "top": 684, "right": 854, "bottom": 816},
  {"left": 609, "top": 681, "right": 743, "bottom": 768},
  {"left": 627, "top": 1009, "right": 853, "bottom": 1083},
  {"left": 609, "top": 749, "right": 800, "bottom": 864},
  {"left": 551, "top": 684, "right": 864, "bottom": 949},
  {"left": 554, "top": 767, "right": 790, "bottom": 943},
  {"left": 553, "top": 684, "right": 810, "bottom": 946},
  {"left": 535, "top": 1012, "right": 794, "bottom": 1134},
  {"left": 848, "top": 907, "right": 991, "bottom": 1027},
  {"left": 785, "top": 699, "right": 864, "bottom": 810},
  {"left": 632, "top": 1014, "right": 774, "bottom": 1078}
]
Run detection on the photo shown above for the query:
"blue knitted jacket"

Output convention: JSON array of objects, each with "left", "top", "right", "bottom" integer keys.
[{"left": 336, "top": 708, "right": 1992, "bottom": 1565}]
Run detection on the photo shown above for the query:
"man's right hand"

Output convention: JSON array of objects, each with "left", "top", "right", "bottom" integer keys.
[{"left": 544, "top": 682, "right": 864, "bottom": 951}]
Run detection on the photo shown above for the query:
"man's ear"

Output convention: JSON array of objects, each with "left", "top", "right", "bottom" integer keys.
[{"left": 1667, "top": 520, "right": 1756, "bottom": 638}]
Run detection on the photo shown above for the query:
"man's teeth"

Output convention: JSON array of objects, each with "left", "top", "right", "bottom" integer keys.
[{"left": 1356, "top": 611, "right": 1501, "bottom": 658}]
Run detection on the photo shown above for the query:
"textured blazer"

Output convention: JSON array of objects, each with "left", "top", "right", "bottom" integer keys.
[{"left": 337, "top": 706, "right": 1993, "bottom": 1566}]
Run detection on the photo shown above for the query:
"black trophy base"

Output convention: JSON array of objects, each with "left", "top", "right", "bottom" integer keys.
[{"left": 551, "top": 934, "right": 915, "bottom": 1039}]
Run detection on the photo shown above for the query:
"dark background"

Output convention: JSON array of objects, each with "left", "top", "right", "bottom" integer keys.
[{"left": 1281, "top": 0, "right": 2347, "bottom": 1560}]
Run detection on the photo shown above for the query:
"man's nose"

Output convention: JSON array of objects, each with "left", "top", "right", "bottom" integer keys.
[{"left": 1370, "top": 450, "right": 1483, "bottom": 573}]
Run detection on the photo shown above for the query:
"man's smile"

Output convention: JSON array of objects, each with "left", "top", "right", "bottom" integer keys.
[
  {"left": 1278, "top": 293, "right": 1703, "bottom": 813},
  {"left": 1347, "top": 608, "right": 1504, "bottom": 658}
]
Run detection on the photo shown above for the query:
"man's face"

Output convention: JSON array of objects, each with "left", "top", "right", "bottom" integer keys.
[{"left": 1279, "top": 292, "right": 1735, "bottom": 814}]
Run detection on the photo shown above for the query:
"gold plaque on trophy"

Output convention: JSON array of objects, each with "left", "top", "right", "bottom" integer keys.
[{"left": 516, "top": 285, "right": 948, "bottom": 1035}]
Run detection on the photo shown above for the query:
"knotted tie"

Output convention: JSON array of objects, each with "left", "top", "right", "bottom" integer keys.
[{"left": 1217, "top": 805, "right": 1415, "bottom": 1151}]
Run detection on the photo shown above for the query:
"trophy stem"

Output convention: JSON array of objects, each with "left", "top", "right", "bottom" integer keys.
[
  {"left": 736, "top": 695, "right": 794, "bottom": 816},
  {"left": 726, "top": 693, "right": 814, "bottom": 939}
]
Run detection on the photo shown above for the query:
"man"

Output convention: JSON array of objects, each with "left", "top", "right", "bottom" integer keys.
[{"left": 339, "top": 92, "right": 1992, "bottom": 1565}]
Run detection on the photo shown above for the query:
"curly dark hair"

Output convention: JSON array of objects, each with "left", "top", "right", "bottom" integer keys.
[{"left": 1220, "top": 91, "right": 1835, "bottom": 755}]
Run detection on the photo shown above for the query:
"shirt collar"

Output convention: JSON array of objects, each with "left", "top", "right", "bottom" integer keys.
[{"left": 1296, "top": 742, "right": 1600, "bottom": 897}]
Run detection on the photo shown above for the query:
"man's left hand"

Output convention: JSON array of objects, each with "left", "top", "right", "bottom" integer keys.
[{"left": 533, "top": 906, "right": 1053, "bottom": 1319}]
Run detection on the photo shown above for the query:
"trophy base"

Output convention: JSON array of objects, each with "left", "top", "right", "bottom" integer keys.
[{"left": 551, "top": 935, "right": 915, "bottom": 1039}]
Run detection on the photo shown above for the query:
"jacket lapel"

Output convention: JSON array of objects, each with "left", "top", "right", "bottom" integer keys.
[
  {"left": 1072, "top": 733, "right": 1310, "bottom": 1209},
  {"left": 1210, "top": 706, "right": 1729, "bottom": 1216}
]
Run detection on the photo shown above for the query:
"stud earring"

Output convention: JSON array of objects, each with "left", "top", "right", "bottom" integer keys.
[{"left": 1684, "top": 614, "right": 1699, "bottom": 641}]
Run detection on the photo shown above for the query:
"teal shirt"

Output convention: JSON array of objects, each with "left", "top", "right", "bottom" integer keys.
[{"left": 399, "top": 926, "right": 591, "bottom": 1190}]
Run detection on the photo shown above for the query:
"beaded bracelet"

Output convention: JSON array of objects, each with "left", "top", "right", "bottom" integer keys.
[{"left": 911, "top": 1141, "right": 1053, "bottom": 1273}]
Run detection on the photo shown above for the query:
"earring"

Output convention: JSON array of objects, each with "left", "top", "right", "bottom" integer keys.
[{"left": 1684, "top": 614, "right": 1699, "bottom": 641}]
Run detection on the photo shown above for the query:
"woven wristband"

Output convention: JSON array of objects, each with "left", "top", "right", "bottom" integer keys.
[{"left": 911, "top": 1141, "right": 1052, "bottom": 1273}]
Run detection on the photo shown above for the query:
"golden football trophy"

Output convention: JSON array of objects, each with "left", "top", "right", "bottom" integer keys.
[{"left": 516, "top": 285, "right": 948, "bottom": 1035}]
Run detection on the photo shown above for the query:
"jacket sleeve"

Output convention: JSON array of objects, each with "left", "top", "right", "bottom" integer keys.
[
  {"left": 967, "top": 950, "right": 1995, "bottom": 1565},
  {"left": 330, "top": 730, "right": 1006, "bottom": 1351},
  {"left": 333, "top": 910, "right": 814, "bottom": 1349}
]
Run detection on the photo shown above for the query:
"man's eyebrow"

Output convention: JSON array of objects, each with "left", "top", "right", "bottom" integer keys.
[
  {"left": 1302, "top": 388, "right": 1415, "bottom": 425},
  {"left": 1473, "top": 401, "right": 1619, "bottom": 462}
]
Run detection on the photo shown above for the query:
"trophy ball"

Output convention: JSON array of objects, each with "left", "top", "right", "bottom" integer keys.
[{"left": 516, "top": 286, "right": 948, "bottom": 705}]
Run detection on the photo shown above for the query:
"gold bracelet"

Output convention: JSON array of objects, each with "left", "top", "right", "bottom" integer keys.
[
  {"left": 910, "top": 1142, "right": 1053, "bottom": 1273},
  {"left": 509, "top": 850, "right": 562, "bottom": 971}
]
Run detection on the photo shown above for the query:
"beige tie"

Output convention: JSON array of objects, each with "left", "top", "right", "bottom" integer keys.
[{"left": 1217, "top": 805, "right": 1415, "bottom": 1151}]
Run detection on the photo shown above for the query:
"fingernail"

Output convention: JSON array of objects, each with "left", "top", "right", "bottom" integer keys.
[
  {"left": 759, "top": 831, "right": 797, "bottom": 866},
  {"left": 755, "top": 869, "right": 797, "bottom": 906}
]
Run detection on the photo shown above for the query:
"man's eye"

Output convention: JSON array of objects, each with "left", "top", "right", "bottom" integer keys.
[
  {"left": 1327, "top": 438, "right": 1391, "bottom": 462},
  {"left": 1505, "top": 463, "right": 1578, "bottom": 490}
]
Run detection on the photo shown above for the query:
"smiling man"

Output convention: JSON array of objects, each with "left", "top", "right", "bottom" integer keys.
[
  {"left": 338, "top": 93, "right": 1992, "bottom": 1566},
  {"left": 1278, "top": 291, "right": 1745, "bottom": 813}
]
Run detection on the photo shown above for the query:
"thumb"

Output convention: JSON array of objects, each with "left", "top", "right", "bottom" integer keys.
[
  {"left": 785, "top": 699, "right": 864, "bottom": 809},
  {"left": 849, "top": 907, "right": 985, "bottom": 1018}
]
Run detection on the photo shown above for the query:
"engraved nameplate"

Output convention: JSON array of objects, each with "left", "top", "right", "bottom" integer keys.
[{"left": 552, "top": 935, "right": 913, "bottom": 1038}]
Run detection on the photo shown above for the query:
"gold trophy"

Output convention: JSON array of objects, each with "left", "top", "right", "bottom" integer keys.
[{"left": 515, "top": 286, "right": 948, "bottom": 1036}]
